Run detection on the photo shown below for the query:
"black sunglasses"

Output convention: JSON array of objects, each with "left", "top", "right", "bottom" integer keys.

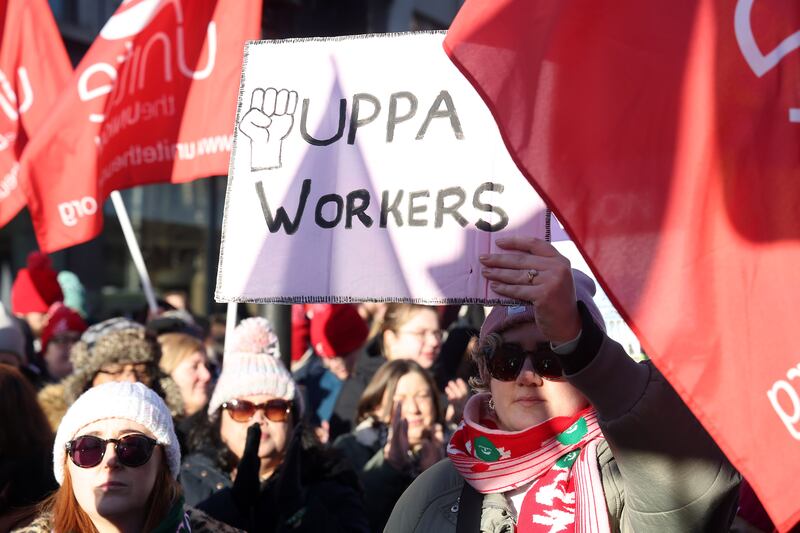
[
  {"left": 66, "top": 434, "right": 158, "bottom": 469},
  {"left": 486, "top": 342, "right": 564, "bottom": 381},
  {"left": 222, "top": 398, "right": 292, "bottom": 423}
]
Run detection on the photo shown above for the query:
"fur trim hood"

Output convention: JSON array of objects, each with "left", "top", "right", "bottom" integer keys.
[
  {"left": 59, "top": 320, "right": 184, "bottom": 417},
  {"left": 37, "top": 383, "right": 68, "bottom": 431}
]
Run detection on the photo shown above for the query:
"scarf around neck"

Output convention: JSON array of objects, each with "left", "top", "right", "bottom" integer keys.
[
  {"left": 150, "top": 498, "right": 192, "bottom": 533},
  {"left": 447, "top": 393, "right": 610, "bottom": 533}
]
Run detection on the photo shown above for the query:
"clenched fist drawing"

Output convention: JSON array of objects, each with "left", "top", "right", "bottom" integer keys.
[{"left": 238, "top": 88, "right": 298, "bottom": 171}]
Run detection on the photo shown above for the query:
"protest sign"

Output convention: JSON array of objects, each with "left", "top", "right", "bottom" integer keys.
[
  {"left": 0, "top": 0, "right": 71, "bottom": 227},
  {"left": 446, "top": 0, "right": 800, "bottom": 530},
  {"left": 19, "top": 0, "right": 262, "bottom": 252},
  {"left": 216, "top": 32, "right": 549, "bottom": 304}
]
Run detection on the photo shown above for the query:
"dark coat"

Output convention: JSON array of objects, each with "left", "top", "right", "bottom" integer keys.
[
  {"left": 180, "top": 452, "right": 233, "bottom": 507},
  {"left": 334, "top": 421, "right": 426, "bottom": 532},
  {"left": 179, "top": 409, "right": 238, "bottom": 506},
  {"left": 327, "top": 348, "right": 386, "bottom": 441},
  {"left": 12, "top": 506, "right": 244, "bottom": 533},
  {"left": 332, "top": 419, "right": 385, "bottom": 473},
  {"left": 197, "top": 424, "right": 370, "bottom": 533}
]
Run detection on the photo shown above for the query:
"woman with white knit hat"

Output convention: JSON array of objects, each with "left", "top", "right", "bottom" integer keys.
[
  {"left": 12, "top": 381, "right": 241, "bottom": 533},
  {"left": 181, "top": 317, "right": 370, "bottom": 532}
]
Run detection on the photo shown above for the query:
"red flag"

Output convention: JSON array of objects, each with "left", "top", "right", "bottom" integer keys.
[
  {"left": 19, "top": 0, "right": 262, "bottom": 252},
  {"left": 446, "top": 0, "right": 800, "bottom": 530},
  {"left": 0, "top": 0, "right": 71, "bottom": 227}
]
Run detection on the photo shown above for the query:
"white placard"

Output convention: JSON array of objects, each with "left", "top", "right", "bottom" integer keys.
[{"left": 216, "top": 32, "right": 548, "bottom": 304}]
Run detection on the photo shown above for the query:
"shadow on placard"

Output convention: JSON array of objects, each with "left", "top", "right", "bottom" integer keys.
[
  {"left": 244, "top": 63, "right": 411, "bottom": 302},
  {"left": 426, "top": 205, "right": 548, "bottom": 304}
]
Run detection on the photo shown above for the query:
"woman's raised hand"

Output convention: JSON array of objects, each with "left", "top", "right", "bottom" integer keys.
[
  {"left": 417, "top": 423, "right": 445, "bottom": 472},
  {"left": 444, "top": 378, "right": 469, "bottom": 424},
  {"left": 479, "top": 237, "right": 581, "bottom": 344},
  {"left": 384, "top": 403, "right": 412, "bottom": 472}
]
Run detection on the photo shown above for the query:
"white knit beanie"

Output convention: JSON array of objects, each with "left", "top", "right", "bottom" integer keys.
[
  {"left": 53, "top": 381, "right": 180, "bottom": 485},
  {"left": 207, "top": 317, "right": 296, "bottom": 416}
]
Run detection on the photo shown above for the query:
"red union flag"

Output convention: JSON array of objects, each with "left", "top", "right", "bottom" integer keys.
[
  {"left": 19, "top": 0, "right": 262, "bottom": 252},
  {"left": 446, "top": 0, "right": 800, "bottom": 530},
  {"left": 0, "top": 0, "right": 71, "bottom": 227}
]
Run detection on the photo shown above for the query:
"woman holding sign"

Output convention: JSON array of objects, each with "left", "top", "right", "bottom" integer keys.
[{"left": 386, "top": 237, "right": 741, "bottom": 533}]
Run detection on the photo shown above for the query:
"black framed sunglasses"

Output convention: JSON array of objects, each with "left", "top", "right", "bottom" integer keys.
[
  {"left": 486, "top": 342, "right": 564, "bottom": 381},
  {"left": 66, "top": 434, "right": 158, "bottom": 469},
  {"left": 222, "top": 398, "right": 292, "bottom": 423}
]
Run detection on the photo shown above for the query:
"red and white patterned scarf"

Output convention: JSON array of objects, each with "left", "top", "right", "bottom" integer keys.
[{"left": 447, "top": 393, "right": 610, "bottom": 533}]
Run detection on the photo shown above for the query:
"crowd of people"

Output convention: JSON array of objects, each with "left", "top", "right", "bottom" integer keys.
[{"left": 0, "top": 243, "right": 769, "bottom": 532}]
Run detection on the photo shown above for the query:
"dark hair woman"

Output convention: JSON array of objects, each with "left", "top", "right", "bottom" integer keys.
[
  {"left": 380, "top": 304, "right": 469, "bottom": 426},
  {"left": 334, "top": 358, "right": 447, "bottom": 531},
  {"left": 0, "top": 366, "right": 57, "bottom": 531}
]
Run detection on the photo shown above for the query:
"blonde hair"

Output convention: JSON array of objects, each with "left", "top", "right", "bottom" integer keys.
[
  {"left": 379, "top": 304, "right": 439, "bottom": 358},
  {"left": 157, "top": 333, "right": 205, "bottom": 374}
]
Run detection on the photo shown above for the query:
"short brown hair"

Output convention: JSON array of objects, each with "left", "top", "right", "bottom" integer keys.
[{"left": 469, "top": 332, "right": 502, "bottom": 393}]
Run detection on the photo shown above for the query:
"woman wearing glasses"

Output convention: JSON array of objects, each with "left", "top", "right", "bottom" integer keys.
[
  {"left": 386, "top": 237, "right": 741, "bottom": 533},
  {"left": 381, "top": 304, "right": 470, "bottom": 426},
  {"left": 13, "top": 381, "right": 239, "bottom": 533},
  {"left": 381, "top": 304, "right": 444, "bottom": 370},
  {"left": 37, "top": 318, "right": 184, "bottom": 431},
  {"left": 180, "top": 317, "right": 369, "bottom": 532}
]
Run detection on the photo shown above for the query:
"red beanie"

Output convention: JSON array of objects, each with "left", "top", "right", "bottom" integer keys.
[
  {"left": 11, "top": 252, "right": 64, "bottom": 314},
  {"left": 291, "top": 304, "right": 311, "bottom": 362},
  {"left": 310, "top": 304, "right": 369, "bottom": 359},
  {"left": 40, "top": 302, "right": 88, "bottom": 352}
]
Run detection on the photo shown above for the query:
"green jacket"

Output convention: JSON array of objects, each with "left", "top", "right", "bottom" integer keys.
[{"left": 385, "top": 334, "right": 741, "bottom": 533}]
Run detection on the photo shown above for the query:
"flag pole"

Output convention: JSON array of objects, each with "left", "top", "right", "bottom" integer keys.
[
  {"left": 224, "top": 302, "right": 238, "bottom": 352},
  {"left": 110, "top": 190, "right": 158, "bottom": 314}
]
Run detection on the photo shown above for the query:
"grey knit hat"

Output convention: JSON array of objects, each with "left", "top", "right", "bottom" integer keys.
[{"left": 61, "top": 318, "right": 184, "bottom": 417}]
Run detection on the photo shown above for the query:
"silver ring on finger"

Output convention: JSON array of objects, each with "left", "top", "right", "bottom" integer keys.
[{"left": 526, "top": 269, "right": 539, "bottom": 284}]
